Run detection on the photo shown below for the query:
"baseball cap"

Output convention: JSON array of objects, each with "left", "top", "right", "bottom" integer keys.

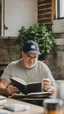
[{"left": 22, "top": 40, "right": 41, "bottom": 55}]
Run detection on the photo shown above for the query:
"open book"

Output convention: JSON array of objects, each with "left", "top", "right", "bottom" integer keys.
[
  {"left": 12, "top": 92, "right": 51, "bottom": 99},
  {"left": 10, "top": 77, "right": 41, "bottom": 94}
]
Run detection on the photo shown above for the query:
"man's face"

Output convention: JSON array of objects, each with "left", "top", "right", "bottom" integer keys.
[{"left": 22, "top": 52, "right": 39, "bottom": 68}]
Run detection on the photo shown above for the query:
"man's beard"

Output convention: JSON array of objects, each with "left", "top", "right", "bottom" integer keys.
[{"left": 23, "top": 61, "right": 37, "bottom": 68}]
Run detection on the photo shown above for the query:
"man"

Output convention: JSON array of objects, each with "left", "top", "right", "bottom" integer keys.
[{"left": 0, "top": 40, "right": 56, "bottom": 96}]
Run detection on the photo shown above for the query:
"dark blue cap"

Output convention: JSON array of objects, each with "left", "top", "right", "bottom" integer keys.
[{"left": 22, "top": 40, "right": 41, "bottom": 55}]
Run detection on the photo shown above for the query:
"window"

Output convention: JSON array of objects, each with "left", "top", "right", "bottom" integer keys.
[
  {"left": 57, "top": 0, "right": 64, "bottom": 19},
  {"left": 0, "top": 0, "right": 1, "bottom": 36},
  {"left": 0, "top": 0, "right": 4, "bottom": 36}
]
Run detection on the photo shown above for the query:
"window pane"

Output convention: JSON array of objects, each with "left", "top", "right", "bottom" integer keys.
[{"left": 60, "top": 0, "right": 64, "bottom": 17}]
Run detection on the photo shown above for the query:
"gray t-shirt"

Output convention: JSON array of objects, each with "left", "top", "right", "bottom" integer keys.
[{"left": 1, "top": 59, "right": 55, "bottom": 83}]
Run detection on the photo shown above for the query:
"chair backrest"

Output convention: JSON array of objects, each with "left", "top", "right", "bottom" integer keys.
[
  {"left": 56, "top": 80, "right": 64, "bottom": 99},
  {"left": 0, "top": 70, "right": 4, "bottom": 77}
]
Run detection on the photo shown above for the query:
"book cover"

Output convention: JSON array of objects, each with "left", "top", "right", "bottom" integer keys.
[{"left": 10, "top": 77, "right": 41, "bottom": 94}]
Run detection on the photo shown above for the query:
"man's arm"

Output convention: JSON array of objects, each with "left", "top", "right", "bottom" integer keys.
[
  {"left": 0, "top": 78, "right": 19, "bottom": 95},
  {"left": 0, "top": 78, "right": 11, "bottom": 87}
]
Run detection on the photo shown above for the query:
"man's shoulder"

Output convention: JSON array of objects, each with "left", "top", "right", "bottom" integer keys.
[
  {"left": 37, "top": 60, "right": 49, "bottom": 69},
  {"left": 9, "top": 59, "right": 21, "bottom": 66},
  {"left": 37, "top": 60, "right": 46, "bottom": 66}
]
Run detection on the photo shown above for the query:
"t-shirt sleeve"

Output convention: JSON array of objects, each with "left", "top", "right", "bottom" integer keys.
[
  {"left": 45, "top": 67, "right": 55, "bottom": 82},
  {"left": 1, "top": 63, "right": 12, "bottom": 81},
  {"left": 41, "top": 62, "right": 55, "bottom": 82}
]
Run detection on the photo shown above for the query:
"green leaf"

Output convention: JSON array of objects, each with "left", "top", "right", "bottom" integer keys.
[{"left": 17, "top": 24, "right": 56, "bottom": 55}]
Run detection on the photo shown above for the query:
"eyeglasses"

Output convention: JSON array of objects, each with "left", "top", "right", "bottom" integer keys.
[{"left": 25, "top": 54, "right": 38, "bottom": 60}]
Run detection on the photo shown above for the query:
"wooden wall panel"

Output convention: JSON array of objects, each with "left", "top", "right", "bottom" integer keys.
[{"left": 38, "top": 0, "right": 56, "bottom": 27}]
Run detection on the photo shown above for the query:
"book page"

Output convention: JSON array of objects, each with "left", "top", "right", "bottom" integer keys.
[
  {"left": 28, "top": 82, "right": 41, "bottom": 85},
  {"left": 12, "top": 93, "right": 26, "bottom": 98},
  {"left": 27, "top": 92, "right": 51, "bottom": 98},
  {"left": 11, "top": 92, "right": 51, "bottom": 98}
]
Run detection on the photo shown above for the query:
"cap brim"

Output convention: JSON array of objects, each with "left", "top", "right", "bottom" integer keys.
[{"left": 25, "top": 50, "right": 41, "bottom": 55}]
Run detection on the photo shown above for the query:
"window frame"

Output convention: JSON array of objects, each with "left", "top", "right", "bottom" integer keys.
[{"left": 57, "top": 0, "right": 64, "bottom": 19}]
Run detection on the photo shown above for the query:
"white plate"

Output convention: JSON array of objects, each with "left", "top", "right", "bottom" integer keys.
[
  {"left": 0, "top": 99, "right": 7, "bottom": 105},
  {"left": 0, "top": 95, "right": 6, "bottom": 100},
  {"left": 0, "top": 109, "right": 10, "bottom": 114}
]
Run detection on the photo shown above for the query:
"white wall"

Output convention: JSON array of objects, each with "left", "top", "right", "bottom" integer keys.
[{"left": 4, "top": 0, "right": 37, "bottom": 36}]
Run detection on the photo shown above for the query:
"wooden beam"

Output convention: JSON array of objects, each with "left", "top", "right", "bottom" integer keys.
[
  {"left": 38, "top": 0, "right": 56, "bottom": 27},
  {"left": 52, "top": 0, "right": 56, "bottom": 21}
]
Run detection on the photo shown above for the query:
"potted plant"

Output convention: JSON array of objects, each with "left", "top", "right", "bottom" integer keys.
[{"left": 17, "top": 24, "right": 56, "bottom": 60}]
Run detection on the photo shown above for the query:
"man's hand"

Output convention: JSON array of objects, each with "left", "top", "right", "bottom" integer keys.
[
  {"left": 42, "top": 78, "right": 51, "bottom": 91},
  {"left": 42, "top": 78, "right": 56, "bottom": 97},
  {"left": 7, "top": 85, "right": 20, "bottom": 95}
]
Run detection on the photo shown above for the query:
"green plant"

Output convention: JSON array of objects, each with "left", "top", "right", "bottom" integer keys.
[{"left": 17, "top": 24, "right": 56, "bottom": 55}]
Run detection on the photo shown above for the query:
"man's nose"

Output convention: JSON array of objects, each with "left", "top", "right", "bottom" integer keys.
[{"left": 29, "top": 58, "right": 34, "bottom": 62}]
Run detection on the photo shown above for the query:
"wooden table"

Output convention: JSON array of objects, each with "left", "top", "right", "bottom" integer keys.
[
  {"left": 10, "top": 96, "right": 50, "bottom": 106},
  {"left": 12, "top": 97, "right": 50, "bottom": 106},
  {"left": 0, "top": 98, "right": 44, "bottom": 114}
]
